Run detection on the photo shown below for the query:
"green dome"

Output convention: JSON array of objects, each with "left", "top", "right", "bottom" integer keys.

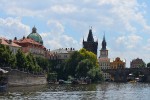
[{"left": 27, "top": 26, "right": 43, "bottom": 45}]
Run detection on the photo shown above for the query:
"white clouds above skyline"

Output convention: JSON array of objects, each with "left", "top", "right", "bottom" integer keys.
[
  {"left": 0, "top": 0, "right": 150, "bottom": 66},
  {"left": 0, "top": 17, "right": 30, "bottom": 39}
]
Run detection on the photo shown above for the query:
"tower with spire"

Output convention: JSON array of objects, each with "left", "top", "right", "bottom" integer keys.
[
  {"left": 83, "top": 27, "right": 98, "bottom": 56},
  {"left": 100, "top": 34, "right": 108, "bottom": 58},
  {"left": 99, "top": 33, "right": 111, "bottom": 81}
]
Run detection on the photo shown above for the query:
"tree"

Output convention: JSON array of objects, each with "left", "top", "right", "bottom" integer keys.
[
  {"left": 36, "top": 56, "right": 49, "bottom": 71},
  {"left": 87, "top": 67, "right": 104, "bottom": 82},
  {"left": 60, "top": 48, "right": 103, "bottom": 82},
  {"left": 79, "top": 48, "right": 98, "bottom": 67},
  {"left": 139, "top": 62, "right": 146, "bottom": 68},
  {"left": 16, "top": 49, "right": 28, "bottom": 70},
  {"left": 0, "top": 44, "right": 16, "bottom": 67},
  {"left": 64, "top": 51, "right": 83, "bottom": 77},
  {"left": 147, "top": 62, "right": 150, "bottom": 68},
  {"left": 76, "top": 59, "right": 94, "bottom": 78}
]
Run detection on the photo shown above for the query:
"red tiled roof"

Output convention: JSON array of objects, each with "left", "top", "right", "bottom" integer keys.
[
  {"left": 15, "top": 38, "right": 41, "bottom": 45},
  {"left": 0, "top": 37, "right": 8, "bottom": 45},
  {"left": 0, "top": 37, "right": 21, "bottom": 47}
]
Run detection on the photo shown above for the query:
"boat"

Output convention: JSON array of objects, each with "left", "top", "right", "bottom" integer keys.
[
  {"left": 0, "top": 68, "right": 8, "bottom": 92},
  {"left": 129, "top": 80, "right": 137, "bottom": 83}
]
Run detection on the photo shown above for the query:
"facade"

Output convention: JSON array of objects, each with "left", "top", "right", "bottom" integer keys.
[
  {"left": 13, "top": 27, "right": 46, "bottom": 57},
  {"left": 130, "top": 58, "right": 145, "bottom": 68},
  {"left": 50, "top": 48, "right": 76, "bottom": 69},
  {"left": 110, "top": 57, "right": 126, "bottom": 69},
  {"left": 98, "top": 35, "right": 111, "bottom": 81},
  {"left": 83, "top": 28, "right": 98, "bottom": 56},
  {"left": 0, "top": 37, "right": 21, "bottom": 54},
  {"left": 51, "top": 48, "right": 75, "bottom": 60},
  {"left": 14, "top": 37, "right": 46, "bottom": 57}
]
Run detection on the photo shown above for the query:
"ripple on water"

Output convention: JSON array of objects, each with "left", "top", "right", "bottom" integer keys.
[{"left": 0, "top": 83, "right": 150, "bottom": 100}]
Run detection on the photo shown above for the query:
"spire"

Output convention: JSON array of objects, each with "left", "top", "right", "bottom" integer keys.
[
  {"left": 103, "top": 33, "right": 105, "bottom": 42},
  {"left": 83, "top": 37, "right": 84, "bottom": 42},
  {"left": 102, "top": 33, "right": 107, "bottom": 50},
  {"left": 87, "top": 26, "right": 94, "bottom": 42},
  {"left": 32, "top": 26, "right": 37, "bottom": 33}
]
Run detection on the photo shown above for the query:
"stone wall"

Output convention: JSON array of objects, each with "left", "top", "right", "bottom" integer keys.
[{"left": 7, "top": 69, "right": 47, "bottom": 86}]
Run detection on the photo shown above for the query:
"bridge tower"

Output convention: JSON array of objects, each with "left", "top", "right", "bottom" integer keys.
[{"left": 83, "top": 27, "right": 98, "bottom": 56}]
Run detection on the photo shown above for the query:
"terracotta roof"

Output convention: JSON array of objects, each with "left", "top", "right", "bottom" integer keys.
[
  {"left": 16, "top": 38, "right": 41, "bottom": 45},
  {"left": 0, "top": 37, "right": 8, "bottom": 45},
  {"left": 0, "top": 37, "right": 21, "bottom": 47}
]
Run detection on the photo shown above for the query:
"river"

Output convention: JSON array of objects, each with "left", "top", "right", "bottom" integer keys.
[{"left": 0, "top": 83, "right": 150, "bottom": 100}]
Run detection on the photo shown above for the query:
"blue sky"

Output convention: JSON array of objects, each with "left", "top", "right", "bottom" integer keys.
[{"left": 0, "top": 0, "right": 150, "bottom": 67}]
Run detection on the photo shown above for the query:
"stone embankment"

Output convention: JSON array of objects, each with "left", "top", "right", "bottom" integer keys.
[{"left": 3, "top": 68, "right": 47, "bottom": 86}]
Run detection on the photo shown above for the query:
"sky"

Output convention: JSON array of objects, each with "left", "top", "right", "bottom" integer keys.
[{"left": 0, "top": 0, "right": 150, "bottom": 67}]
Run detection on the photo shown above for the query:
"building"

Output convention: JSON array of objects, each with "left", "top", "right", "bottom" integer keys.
[
  {"left": 98, "top": 35, "right": 111, "bottom": 81},
  {"left": 0, "top": 37, "right": 21, "bottom": 54},
  {"left": 110, "top": 57, "right": 126, "bottom": 69},
  {"left": 50, "top": 48, "right": 76, "bottom": 69},
  {"left": 27, "top": 26, "right": 43, "bottom": 45},
  {"left": 51, "top": 48, "right": 75, "bottom": 61},
  {"left": 13, "top": 26, "right": 46, "bottom": 57},
  {"left": 130, "top": 58, "right": 145, "bottom": 68},
  {"left": 83, "top": 28, "right": 98, "bottom": 56}
]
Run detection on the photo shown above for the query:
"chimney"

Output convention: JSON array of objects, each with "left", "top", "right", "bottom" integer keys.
[
  {"left": 14, "top": 37, "right": 17, "bottom": 40},
  {"left": 8, "top": 39, "right": 12, "bottom": 44},
  {"left": 23, "top": 36, "right": 25, "bottom": 39}
]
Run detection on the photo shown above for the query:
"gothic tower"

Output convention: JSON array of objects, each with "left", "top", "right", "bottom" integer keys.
[
  {"left": 83, "top": 28, "right": 98, "bottom": 56},
  {"left": 100, "top": 34, "right": 108, "bottom": 58},
  {"left": 99, "top": 34, "right": 111, "bottom": 81}
]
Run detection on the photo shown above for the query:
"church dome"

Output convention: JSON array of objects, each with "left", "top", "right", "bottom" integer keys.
[{"left": 27, "top": 26, "right": 43, "bottom": 45}]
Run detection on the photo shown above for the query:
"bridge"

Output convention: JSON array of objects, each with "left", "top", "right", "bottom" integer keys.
[{"left": 102, "top": 68, "right": 150, "bottom": 82}]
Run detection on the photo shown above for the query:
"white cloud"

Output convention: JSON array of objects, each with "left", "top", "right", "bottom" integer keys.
[
  {"left": 0, "top": 0, "right": 149, "bottom": 34},
  {"left": 41, "top": 20, "right": 80, "bottom": 50},
  {"left": 51, "top": 4, "right": 77, "bottom": 14},
  {"left": 0, "top": 17, "right": 30, "bottom": 39},
  {"left": 47, "top": 20, "right": 64, "bottom": 35},
  {"left": 116, "top": 34, "right": 142, "bottom": 49},
  {"left": 0, "top": 0, "right": 150, "bottom": 66}
]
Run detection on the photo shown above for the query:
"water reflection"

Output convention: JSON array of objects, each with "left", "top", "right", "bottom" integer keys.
[{"left": 0, "top": 83, "right": 150, "bottom": 100}]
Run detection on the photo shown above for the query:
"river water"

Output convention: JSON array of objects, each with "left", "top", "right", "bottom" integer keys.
[{"left": 0, "top": 83, "right": 149, "bottom": 100}]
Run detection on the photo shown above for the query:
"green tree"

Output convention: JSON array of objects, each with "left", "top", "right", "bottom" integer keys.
[
  {"left": 0, "top": 44, "right": 16, "bottom": 67},
  {"left": 16, "top": 49, "right": 28, "bottom": 70},
  {"left": 79, "top": 48, "right": 98, "bottom": 67},
  {"left": 139, "top": 62, "right": 146, "bottom": 68},
  {"left": 87, "top": 67, "right": 104, "bottom": 82},
  {"left": 147, "top": 62, "right": 150, "bottom": 67},
  {"left": 76, "top": 59, "right": 94, "bottom": 78},
  {"left": 26, "top": 53, "right": 36, "bottom": 72},
  {"left": 61, "top": 48, "right": 103, "bottom": 82},
  {"left": 36, "top": 56, "right": 49, "bottom": 71},
  {"left": 64, "top": 51, "right": 83, "bottom": 77}
]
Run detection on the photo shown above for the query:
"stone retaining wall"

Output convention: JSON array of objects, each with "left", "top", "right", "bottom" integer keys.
[{"left": 7, "top": 69, "right": 47, "bottom": 86}]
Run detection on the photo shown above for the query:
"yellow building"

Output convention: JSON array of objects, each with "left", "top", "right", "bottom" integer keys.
[{"left": 110, "top": 57, "right": 126, "bottom": 69}]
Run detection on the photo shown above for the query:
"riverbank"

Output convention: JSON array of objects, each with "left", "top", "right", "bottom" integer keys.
[{"left": 1, "top": 68, "right": 47, "bottom": 86}]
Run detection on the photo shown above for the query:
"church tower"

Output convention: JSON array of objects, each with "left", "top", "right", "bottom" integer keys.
[
  {"left": 100, "top": 34, "right": 108, "bottom": 58},
  {"left": 99, "top": 34, "right": 111, "bottom": 81},
  {"left": 83, "top": 28, "right": 98, "bottom": 56}
]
